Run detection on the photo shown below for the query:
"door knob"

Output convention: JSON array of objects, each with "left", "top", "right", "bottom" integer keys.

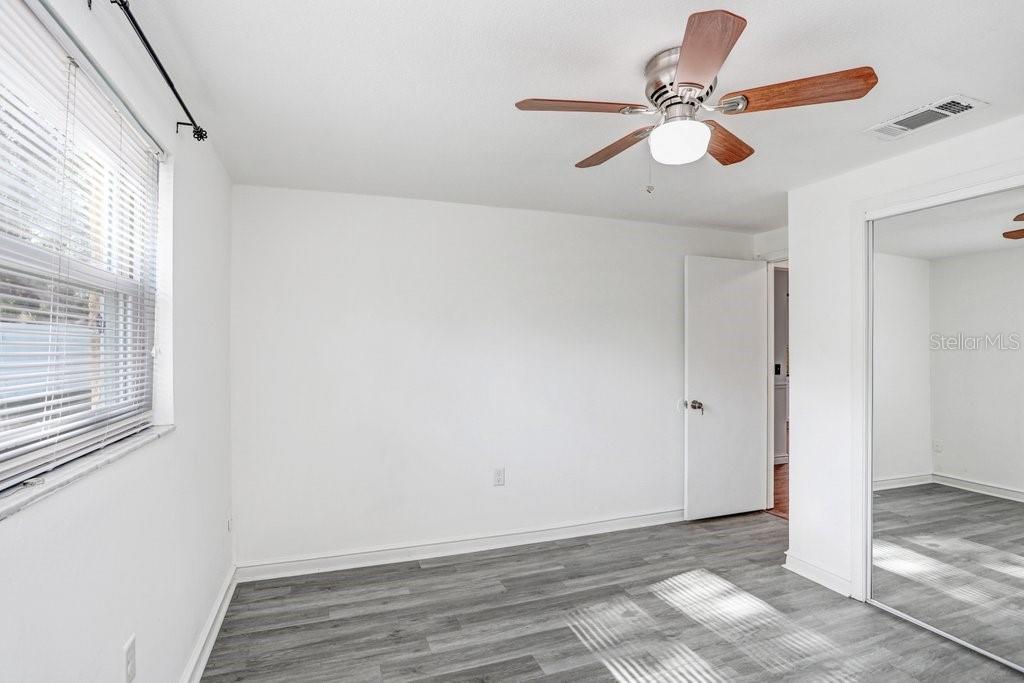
[{"left": 689, "top": 399, "right": 704, "bottom": 415}]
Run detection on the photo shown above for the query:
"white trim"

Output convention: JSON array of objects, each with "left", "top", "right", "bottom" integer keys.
[
  {"left": 872, "top": 474, "right": 933, "bottom": 491},
  {"left": 863, "top": 172, "right": 1024, "bottom": 221},
  {"left": 758, "top": 249, "right": 790, "bottom": 263},
  {"left": 766, "top": 262, "right": 777, "bottom": 509},
  {"left": 235, "top": 508, "right": 686, "bottom": 582},
  {"left": 153, "top": 159, "right": 175, "bottom": 426},
  {"left": 181, "top": 567, "right": 236, "bottom": 683},
  {"left": 932, "top": 473, "right": 1024, "bottom": 504},
  {"left": 784, "top": 552, "right": 852, "bottom": 597},
  {"left": 768, "top": 261, "right": 790, "bottom": 504},
  {"left": 0, "top": 425, "right": 175, "bottom": 522},
  {"left": 854, "top": 215, "right": 873, "bottom": 602},
  {"left": 870, "top": 473, "right": 1024, "bottom": 501}
]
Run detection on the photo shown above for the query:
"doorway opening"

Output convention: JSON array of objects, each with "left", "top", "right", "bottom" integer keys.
[{"left": 768, "top": 262, "right": 789, "bottom": 520}]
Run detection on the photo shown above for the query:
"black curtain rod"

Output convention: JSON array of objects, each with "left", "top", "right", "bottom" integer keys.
[{"left": 94, "top": 0, "right": 207, "bottom": 141}]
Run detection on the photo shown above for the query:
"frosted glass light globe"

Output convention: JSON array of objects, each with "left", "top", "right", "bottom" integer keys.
[{"left": 648, "top": 119, "right": 711, "bottom": 165}]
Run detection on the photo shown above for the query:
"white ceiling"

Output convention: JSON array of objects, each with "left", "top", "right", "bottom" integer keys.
[
  {"left": 875, "top": 187, "right": 1024, "bottom": 261},
  {"left": 141, "top": 0, "right": 1024, "bottom": 233}
]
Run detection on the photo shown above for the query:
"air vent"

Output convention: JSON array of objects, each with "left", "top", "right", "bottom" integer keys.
[
  {"left": 892, "top": 109, "right": 949, "bottom": 130},
  {"left": 934, "top": 99, "right": 974, "bottom": 115},
  {"left": 866, "top": 94, "right": 988, "bottom": 141}
]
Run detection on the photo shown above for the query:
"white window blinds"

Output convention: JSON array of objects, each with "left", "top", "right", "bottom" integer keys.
[{"left": 0, "top": 0, "right": 161, "bottom": 492}]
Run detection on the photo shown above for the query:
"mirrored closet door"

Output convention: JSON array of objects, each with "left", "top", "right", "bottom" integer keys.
[{"left": 871, "top": 185, "right": 1024, "bottom": 672}]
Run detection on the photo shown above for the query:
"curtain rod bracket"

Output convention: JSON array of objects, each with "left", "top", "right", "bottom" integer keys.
[
  {"left": 94, "top": 0, "right": 209, "bottom": 141},
  {"left": 176, "top": 122, "right": 208, "bottom": 141}
]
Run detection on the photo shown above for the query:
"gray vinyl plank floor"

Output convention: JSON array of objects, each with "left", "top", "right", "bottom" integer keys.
[
  {"left": 873, "top": 483, "right": 1024, "bottom": 670},
  {"left": 203, "top": 511, "right": 1021, "bottom": 681}
]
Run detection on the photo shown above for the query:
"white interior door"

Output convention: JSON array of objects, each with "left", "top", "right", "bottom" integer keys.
[{"left": 684, "top": 255, "right": 768, "bottom": 520}]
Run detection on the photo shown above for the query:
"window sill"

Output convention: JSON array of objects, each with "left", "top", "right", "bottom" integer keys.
[{"left": 0, "top": 424, "right": 176, "bottom": 522}]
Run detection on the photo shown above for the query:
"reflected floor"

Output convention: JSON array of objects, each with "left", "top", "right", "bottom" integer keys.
[
  {"left": 204, "top": 511, "right": 1017, "bottom": 681},
  {"left": 873, "top": 483, "right": 1024, "bottom": 669}
]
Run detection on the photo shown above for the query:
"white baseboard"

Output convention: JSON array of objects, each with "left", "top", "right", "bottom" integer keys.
[
  {"left": 932, "top": 473, "right": 1024, "bottom": 504},
  {"left": 871, "top": 472, "right": 1024, "bottom": 503},
  {"left": 182, "top": 566, "right": 236, "bottom": 683},
  {"left": 235, "top": 508, "right": 686, "bottom": 582},
  {"left": 783, "top": 552, "right": 852, "bottom": 597},
  {"left": 872, "top": 474, "right": 933, "bottom": 491}
]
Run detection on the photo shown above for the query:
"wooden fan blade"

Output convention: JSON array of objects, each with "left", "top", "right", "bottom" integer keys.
[
  {"left": 576, "top": 127, "right": 654, "bottom": 168},
  {"left": 1003, "top": 229, "right": 1024, "bottom": 240},
  {"left": 516, "top": 99, "right": 646, "bottom": 113},
  {"left": 706, "top": 120, "right": 754, "bottom": 165},
  {"left": 1015, "top": 213, "right": 1024, "bottom": 221},
  {"left": 674, "top": 10, "right": 747, "bottom": 89},
  {"left": 720, "top": 66, "right": 878, "bottom": 114}
]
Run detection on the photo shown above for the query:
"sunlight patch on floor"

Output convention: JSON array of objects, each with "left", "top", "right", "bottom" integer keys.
[
  {"left": 566, "top": 595, "right": 726, "bottom": 683},
  {"left": 904, "top": 533, "right": 1024, "bottom": 581},
  {"left": 873, "top": 539, "right": 1020, "bottom": 611},
  {"left": 650, "top": 569, "right": 863, "bottom": 681}
]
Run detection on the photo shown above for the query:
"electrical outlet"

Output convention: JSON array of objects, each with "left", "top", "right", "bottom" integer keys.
[
  {"left": 124, "top": 635, "right": 136, "bottom": 683},
  {"left": 932, "top": 440, "right": 944, "bottom": 453},
  {"left": 493, "top": 467, "right": 506, "bottom": 487}
]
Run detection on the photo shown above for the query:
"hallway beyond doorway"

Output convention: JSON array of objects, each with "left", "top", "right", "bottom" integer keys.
[{"left": 769, "top": 463, "right": 789, "bottom": 520}]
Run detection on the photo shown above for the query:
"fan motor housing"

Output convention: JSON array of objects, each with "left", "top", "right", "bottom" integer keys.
[{"left": 644, "top": 47, "right": 716, "bottom": 117}]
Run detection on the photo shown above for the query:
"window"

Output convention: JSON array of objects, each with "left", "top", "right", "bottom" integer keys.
[{"left": 0, "top": 0, "right": 161, "bottom": 492}]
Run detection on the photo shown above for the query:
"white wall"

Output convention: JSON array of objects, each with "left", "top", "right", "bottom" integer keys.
[
  {"left": 788, "top": 113, "right": 1024, "bottom": 597},
  {"left": 0, "top": 2, "right": 234, "bottom": 681},
  {"left": 869, "top": 247, "right": 1024, "bottom": 493},
  {"left": 871, "top": 253, "right": 932, "bottom": 484},
  {"left": 931, "top": 247, "right": 1024, "bottom": 490},
  {"left": 230, "top": 186, "right": 752, "bottom": 567}
]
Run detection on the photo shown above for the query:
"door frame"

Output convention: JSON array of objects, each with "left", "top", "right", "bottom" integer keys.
[
  {"left": 859, "top": 171, "right": 1024, "bottom": 675},
  {"left": 766, "top": 258, "right": 789, "bottom": 511}
]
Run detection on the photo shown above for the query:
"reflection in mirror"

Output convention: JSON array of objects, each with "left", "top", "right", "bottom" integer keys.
[{"left": 871, "top": 186, "right": 1024, "bottom": 672}]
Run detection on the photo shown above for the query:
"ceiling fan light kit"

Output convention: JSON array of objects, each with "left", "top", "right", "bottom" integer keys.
[
  {"left": 649, "top": 118, "right": 711, "bottom": 165},
  {"left": 515, "top": 9, "right": 878, "bottom": 169}
]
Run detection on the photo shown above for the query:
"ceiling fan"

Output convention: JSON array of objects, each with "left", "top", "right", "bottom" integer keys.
[
  {"left": 1003, "top": 213, "right": 1024, "bottom": 240},
  {"left": 516, "top": 9, "right": 878, "bottom": 168}
]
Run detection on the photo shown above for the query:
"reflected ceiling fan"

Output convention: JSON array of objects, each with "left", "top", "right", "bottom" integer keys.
[
  {"left": 1003, "top": 213, "right": 1024, "bottom": 240},
  {"left": 516, "top": 9, "right": 878, "bottom": 168}
]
